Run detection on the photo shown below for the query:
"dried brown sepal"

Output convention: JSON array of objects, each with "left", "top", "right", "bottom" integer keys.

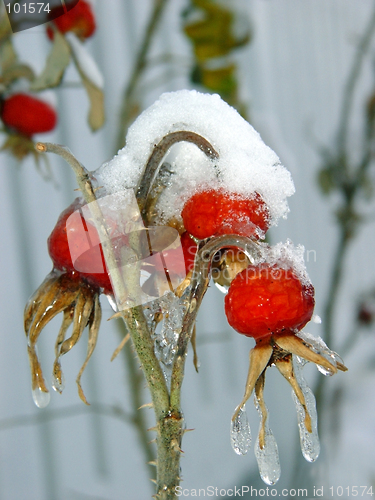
[
  {"left": 27, "top": 345, "right": 49, "bottom": 394},
  {"left": 273, "top": 333, "right": 342, "bottom": 374},
  {"left": 76, "top": 294, "right": 102, "bottom": 404},
  {"left": 254, "top": 371, "right": 267, "bottom": 449},
  {"left": 275, "top": 355, "right": 312, "bottom": 433},
  {"left": 59, "top": 287, "right": 94, "bottom": 355},
  {"left": 232, "top": 343, "right": 273, "bottom": 421}
]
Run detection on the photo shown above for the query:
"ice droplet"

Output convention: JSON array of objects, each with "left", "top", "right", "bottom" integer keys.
[
  {"left": 230, "top": 406, "right": 251, "bottom": 455},
  {"left": 52, "top": 371, "right": 65, "bottom": 394},
  {"left": 292, "top": 356, "right": 320, "bottom": 462},
  {"left": 32, "top": 387, "right": 50, "bottom": 408},
  {"left": 152, "top": 293, "right": 187, "bottom": 366},
  {"left": 254, "top": 431, "right": 281, "bottom": 485},
  {"left": 297, "top": 331, "right": 338, "bottom": 376},
  {"left": 253, "top": 396, "right": 281, "bottom": 485}
]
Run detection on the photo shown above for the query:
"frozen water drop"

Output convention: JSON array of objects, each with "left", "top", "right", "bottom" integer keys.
[
  {"left": 52, "top": 372, "right": 65, "bottom": 394},
  {"left": 297, "top": 331, "right": 338, "bottom": 376},
  {"left": 255, "top": 431, "right": 281, "bottom": 485},
  {"left": 253, "top": 392, "right": 280, "bottom": 485},
  {"left": 152, "top": 293, "right": 186, "bottom": 367},
  {"left": 32, "top": 387, "right": 50, "bottom": 408},
  {"left": 230, "top": 406, "right": 251, "bottom": 455},
  {"left": 312, "top": 314, "right": 322, "bottom": 324},
  {"left": 292, "top": 356, "right": 320, "bottom": 462}
]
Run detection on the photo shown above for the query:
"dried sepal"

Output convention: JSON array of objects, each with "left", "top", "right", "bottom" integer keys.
[
  {"left": 254, "top": 371, "right": 267, "bottom": 449},
  {"left": 232, "top": 343, "right": 273, "bottom": 421},
  {"left": 76, "top": 294, "right": 102, "bottom": 404},
  {"left": 24, "top": 270, "right": 102, "bottom": 406},
  {"left": 275, "top": 354, "right": 312, "bottom": 433},
  {"left": 273, "top": 333, "right": 344, "bottom": 375}
]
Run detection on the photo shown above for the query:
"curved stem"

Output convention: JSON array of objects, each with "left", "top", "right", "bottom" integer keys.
[
  {"left": 136, "top": 131, "right": 219, "bottom": 214},
  {"left": 169, "top": 235, "right": 259, "bottom": 414}
]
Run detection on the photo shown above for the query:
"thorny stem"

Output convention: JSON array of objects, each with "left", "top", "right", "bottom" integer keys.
[
  {"left": 170, "top": 236, "right": 260, "bottom": 415},
  {"left": 36, "top": 137, "right": 262, "bottom": 499},
  {"left": 118, "top": 321, "right": 157, "bottom": 483},
  {"left": 116, "top": 0, "right": 169, "bottom": 151},
  {"left": 36, "top": 142, "right": 170, "bottom": 496}
]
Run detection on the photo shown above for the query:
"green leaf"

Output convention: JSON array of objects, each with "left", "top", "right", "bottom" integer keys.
[{"left": 30, "top": 31, "right": 71, "bottom": 91}]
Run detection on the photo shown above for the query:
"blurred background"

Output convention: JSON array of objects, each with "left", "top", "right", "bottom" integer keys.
[{"left": 1, "top": 0, "right": 375, "bottom": 498}]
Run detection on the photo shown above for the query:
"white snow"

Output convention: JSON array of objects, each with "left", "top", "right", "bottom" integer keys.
[
  {"left": 258, "top": 239, "right": 313, "bottom": 287},
  {"left": 95, "top": 90, "right": 295, "bottom": 228}
]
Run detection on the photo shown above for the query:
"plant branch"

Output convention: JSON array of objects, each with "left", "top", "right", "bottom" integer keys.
[
  {"left": 116, "top": 0, "right": 169, "bottom": 151},
  {"left": 337, "top": 5, "right": 375, "bottom": 156}
]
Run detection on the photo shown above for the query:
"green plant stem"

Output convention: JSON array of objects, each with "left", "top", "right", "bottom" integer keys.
[
  {"left": 35, "top": 142, "right": 171, "bottom": 497},
  {"left": 337, "top": 5, "right": 375, "bottom": 156},
  {"left": 116, "top": 0, "right": 169, "bottom": 151},
  {"left": 118, "top": 322, "right": 157, "bottom": 483},
  {"left": 36, "top": 139, "right": 261, "bottom": 499}
]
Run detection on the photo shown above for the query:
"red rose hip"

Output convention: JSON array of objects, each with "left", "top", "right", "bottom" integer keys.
[
  {"left": 181, "top": 189, "right": 269, "bottom": 240},
  {"left": 47, "top": 0, "right": 96, "bottom": 40},
  {"left": 224, "top": 263, "right": 315, "bottom": 339},
  {"left": 1, "top": 93, "right": 57, "bottom": 137},
  {"left": 48, "top": 199, "right": 112, "bottom": 292}
]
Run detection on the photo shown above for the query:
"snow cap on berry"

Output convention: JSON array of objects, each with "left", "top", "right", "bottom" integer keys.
[{"left": 95, "top": 90, "right": 295, "bottom": 228}]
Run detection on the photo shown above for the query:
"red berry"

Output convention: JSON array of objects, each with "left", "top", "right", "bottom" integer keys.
[
  {"left": 224, "top": 264, "right": 314, "bottom": 340},
  {"left": 1, "top": 94, "right": 57, "bottom": 137},
  {"left": 47, "top": 0, "right": 96, "bottom": 40},
  {"left": 181, "top": 189, "right": 269, "bottom": 240},
  {"left": 48, "top": 199, "right": 112, "bottom": 292},
  {"left": 145, "top": 231, "right": 198, "bottom": 276}
]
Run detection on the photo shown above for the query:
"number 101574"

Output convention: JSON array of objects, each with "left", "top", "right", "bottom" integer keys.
[{"left": 6, "top": 3, "right": 51, "bottom": 14}]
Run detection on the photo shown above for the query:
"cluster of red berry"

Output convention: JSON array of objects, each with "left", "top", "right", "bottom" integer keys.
[
  {"left": 47, "top": 186, "right": 314, "bottom": 342},
  {"left": 181, "top": 188, "right": 314, "bottom": 340},
  {"left": 0, "top": 2, "right": 96, "bottom": 144},
  {"left": 47, "top": 199, "right": 198, "bottom": 295}
]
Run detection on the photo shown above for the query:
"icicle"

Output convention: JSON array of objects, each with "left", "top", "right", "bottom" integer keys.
[
  {"left": 32, "top": 386, "right": 51, "bottom": 408},
  {"left": 297, "top": 331, "right": 346, "bottom": 376},
  {"left": 230, "top": 405, "right": 251, "bottom": 455},
  {"left": 254, "top": 373, "right": 281, "bottom": 485},
  {"left": 28, "top": 345, "right": 50, "bottom": 408},
  {"left": 292, "top": 356, "right": 320, "bottom": 462},
  {"left": 52, "top": 360, "right": 65, "bottom": 393},
  {"left": 152, "top": 292, "right": 187, "bottom": 366}
]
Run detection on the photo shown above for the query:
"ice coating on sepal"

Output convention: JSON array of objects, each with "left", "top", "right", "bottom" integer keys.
[
  {"left": 254, "top": 387, "right": 281, "bottom": 485},
  {"left": 151, "top": 293, "right": 187, "bottom": 366},
  {"left": 297, "top": 330, "right": 341, "bottom": 376},
  {"left": 254, "top": 430, "right": 281, "bottom": 485},
  {"left": 292, "top": 356, "right": 320, "bottom": 462},
  {"left": 32, "top": 387, "right": 50, "bottom": 408},
  {"left": 230, "top": 405, "right": 252, "bottom": 455}
]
